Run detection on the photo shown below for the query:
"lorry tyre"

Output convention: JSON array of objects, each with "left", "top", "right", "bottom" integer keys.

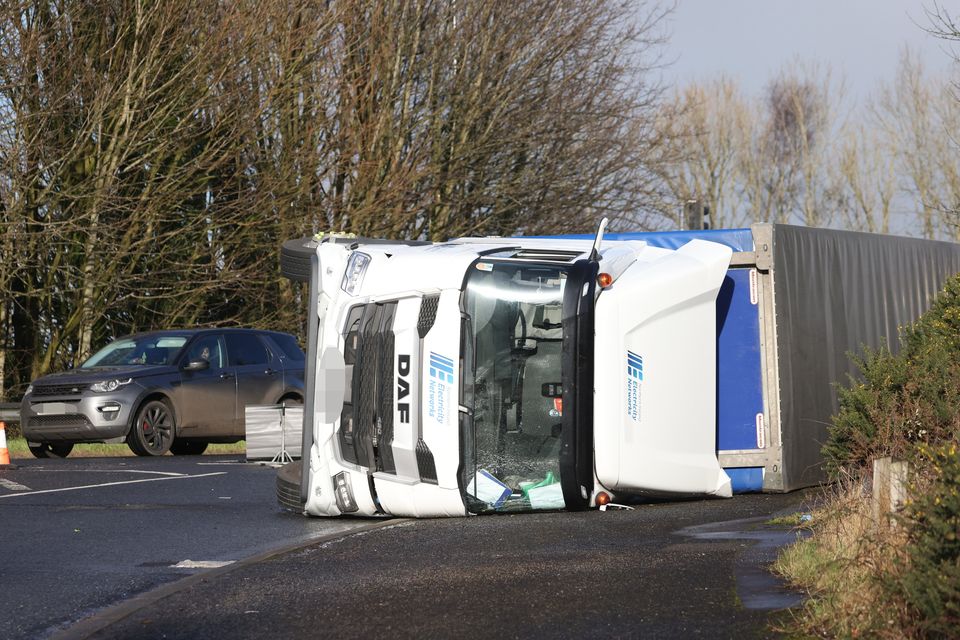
[
  {"left": 169, "top": 440, "right": 208, "bottom": 456},
  {"left": 127, "top": 399, "right": 175, "bottom": 456},
  {"left": 276, "top": 460, "right": 304, "bottom": 512},
  {"left": 281, "top": 237, "right": 317, "bottom": 283},
  {"left": 28, "top": 442, "right": 74, "bottom": 458}
]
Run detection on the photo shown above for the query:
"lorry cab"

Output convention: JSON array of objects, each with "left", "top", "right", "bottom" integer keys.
[{"left": 281, "top": 229, "right": 733, "bottom": 517}]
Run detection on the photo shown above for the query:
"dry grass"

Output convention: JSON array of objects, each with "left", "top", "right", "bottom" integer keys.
[
  {"left": 773, "top": 476, "right": 909, "bottom": 638},
  {"left": 4, "top": 436, "right": 245, "bottom": 459}
]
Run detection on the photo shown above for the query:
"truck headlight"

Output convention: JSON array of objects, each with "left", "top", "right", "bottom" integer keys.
[
  {"left": 340, "top": 252, "right": 371, "bottom": 296},
  {"left": 333, "top": 472, "right": 359, "bottom": 513},
  {"left": 90, "top": 378, "right": 133, "bottom": 393}
]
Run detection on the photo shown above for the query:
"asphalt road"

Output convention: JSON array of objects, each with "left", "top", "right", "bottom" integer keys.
[
  {"left": 0, "top": 455, "right": 369, "bottom": 640},
  {"left": 75, "top": 490, "right": 811, "bottom": 640}
]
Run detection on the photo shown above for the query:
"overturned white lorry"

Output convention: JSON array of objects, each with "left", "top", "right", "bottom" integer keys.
[{"left": 277, "top": 222, "right": 960, "bottom": 517}]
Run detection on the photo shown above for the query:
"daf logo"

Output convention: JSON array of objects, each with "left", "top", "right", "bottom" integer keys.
[{"left": 397, "top": 354, "right": 411, "bottom": 424}]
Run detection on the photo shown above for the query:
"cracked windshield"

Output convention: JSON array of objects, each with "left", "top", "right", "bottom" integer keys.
[{"left": 461, "top": 260, "right": 568, "bottom": 512}]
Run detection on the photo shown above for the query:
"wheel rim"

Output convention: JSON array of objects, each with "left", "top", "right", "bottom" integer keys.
[{"left": 140, "top": 403, "right": 173, "bottom": 454}]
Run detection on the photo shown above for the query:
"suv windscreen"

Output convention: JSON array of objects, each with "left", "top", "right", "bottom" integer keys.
[
  {"left": 460, "top": 260, "right": 567, "bottom": 512},
  {"left": 82, "top": 335, "right": 188, "bottom": 367}
]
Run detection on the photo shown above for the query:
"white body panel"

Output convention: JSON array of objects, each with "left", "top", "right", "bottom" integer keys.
[{"left": 594, "top": 240, "right": 733, "bottom": 498}]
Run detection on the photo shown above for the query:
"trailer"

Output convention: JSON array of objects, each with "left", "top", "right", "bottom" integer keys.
[{"left": 277, "top": 223, "right": 960, "bottom": 516}]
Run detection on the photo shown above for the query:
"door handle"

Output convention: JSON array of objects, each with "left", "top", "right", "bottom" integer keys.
[
  {"left": 220, "top": 372, "right": 235, "bottom": 380},
  {"left": 264, "top": 368, "right": 277, "bottom": 376}
]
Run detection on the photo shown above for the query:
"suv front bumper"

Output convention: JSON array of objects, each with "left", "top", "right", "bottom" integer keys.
[{"left": 20, "top": 391, "right": 139, "bottom": 442}]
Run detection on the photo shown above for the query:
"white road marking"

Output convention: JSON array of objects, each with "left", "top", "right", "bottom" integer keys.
[
  {"left": 171, "top": 560, "right": 234, "bottom": 569},
  {"left": 0, "top": 472, "right": 227, "bottom": 499},
  {"left": 0, "top": 478, "right": 31, "bottom": 491},
  {"left": 39, "top": 469, "right": 187, "bottom": 477}
]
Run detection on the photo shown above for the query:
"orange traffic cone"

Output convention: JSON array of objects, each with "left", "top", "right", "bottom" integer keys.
[{"left": 0, "top": 421, "right": 11, "bottom": 465}]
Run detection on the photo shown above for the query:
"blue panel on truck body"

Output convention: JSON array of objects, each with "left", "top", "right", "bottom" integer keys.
[
  {"left": 725, "top": 467, "right": 764, "bottom": 493},
  {"left": 541, "top": 228, "right": 755, "bottom": 252},
  {"left": 716, "top": 269, "right": 765, "bottom": 452}
]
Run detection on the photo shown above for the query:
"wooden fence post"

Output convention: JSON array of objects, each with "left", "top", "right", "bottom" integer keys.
[{"left": 872, "top": 456, "right": 909, "bottom": 527}]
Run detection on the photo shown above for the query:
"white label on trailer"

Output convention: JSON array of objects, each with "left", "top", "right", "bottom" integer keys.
[
  {"left": 756, "top": 412, "right": 765, "bottom": 449},
  {"left": 749, "top": 269, "right": 759, "bottom": 305}
]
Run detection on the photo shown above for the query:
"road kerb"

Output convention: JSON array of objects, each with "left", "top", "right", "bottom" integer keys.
[{"left": 50, "top": 518, "right": 407, "bottom": 640}]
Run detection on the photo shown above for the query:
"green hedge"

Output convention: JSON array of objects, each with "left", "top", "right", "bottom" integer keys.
[{"left": 887, "top": 443, "right": 960, "bottom": 636}]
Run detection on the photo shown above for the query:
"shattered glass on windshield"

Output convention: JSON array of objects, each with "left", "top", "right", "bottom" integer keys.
[{"left": 461, "top": 260, "right": 568, "bottom": 513}]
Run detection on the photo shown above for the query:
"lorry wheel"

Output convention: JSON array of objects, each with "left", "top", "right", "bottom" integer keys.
[
  {"left": 169, "top": 441, "right": 208, "bottom": 456},
  {"left": 127, "top": 399, "right": 175, "bottom": 456},
  {"left": 276, "top": 460, "right": 304, "bottom": 512},
  {"left": 28, "top": 442, "right": 74, "bottom": 458},
  {"left": 281, "top": 237, "right": 318, "bottom": 283}
]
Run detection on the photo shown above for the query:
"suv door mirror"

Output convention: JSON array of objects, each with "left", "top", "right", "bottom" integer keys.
[{"left": 182, "top": 359, "right": 210, "bottom": 372}]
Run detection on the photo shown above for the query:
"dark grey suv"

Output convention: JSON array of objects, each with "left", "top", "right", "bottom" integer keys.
[{"left": 20, "top": 328, "right": 305, "bottom": 457}]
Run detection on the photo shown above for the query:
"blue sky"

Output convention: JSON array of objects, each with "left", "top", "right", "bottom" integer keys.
[{"left": 662, "top": 0, "right": 956, "bottom": 101}]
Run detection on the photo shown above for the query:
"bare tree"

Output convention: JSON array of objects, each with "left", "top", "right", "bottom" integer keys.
[
  {"left": 745, "top": 63, "right": 844, "bottom": 226},
  {"left": 656, "top": 77, "right": 754, "bottom": 228},
  {"left": 656, "top": 65, "right": 843, "bottom": 229},
  {"left": 871, "top": 50, "right": 946, "bottom": 239},
  {"left": 0, "top": 0, "right": 676, "bottom": 396},
  {"left": 836, "top": 122, "right": 897, "bottom": 234}
]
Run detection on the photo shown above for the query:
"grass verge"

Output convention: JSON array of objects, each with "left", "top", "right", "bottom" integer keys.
[
  {"left": 5, "top": 436, "right": 245, "bottom": 458},
  {"left": 772, "top": 479, "right": 909, "bottom": 638}
]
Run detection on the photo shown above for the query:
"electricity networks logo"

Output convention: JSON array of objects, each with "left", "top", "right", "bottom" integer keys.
[{"left": 429, "top": 352, "right": 454, "bottom": 384}]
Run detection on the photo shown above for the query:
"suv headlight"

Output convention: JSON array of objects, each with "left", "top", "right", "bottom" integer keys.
[
  {"left": 340, "top": 252, "right": 371, "bottom": 296},
  {"left": 25, "top": 384, "right": 33, "bottom": 396},
  {"left": 90, "top": 378, "right": 133, "bottom": 393}
]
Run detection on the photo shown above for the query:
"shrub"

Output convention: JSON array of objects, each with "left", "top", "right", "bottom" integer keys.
[
  {"left": 798, "top": 274, "right": 960, "bottom": 639},
  {"left": 885, "top": 443, "right": 960, "bottom": 637}
]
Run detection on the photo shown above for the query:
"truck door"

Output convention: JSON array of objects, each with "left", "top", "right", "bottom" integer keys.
[{"left": 593, "top": 239, "right": 734, "bottom": 497}]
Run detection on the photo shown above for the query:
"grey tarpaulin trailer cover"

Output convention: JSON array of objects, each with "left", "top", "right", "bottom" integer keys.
[{"left": 585, "top": 223, "right": 960, "bottom": 492}]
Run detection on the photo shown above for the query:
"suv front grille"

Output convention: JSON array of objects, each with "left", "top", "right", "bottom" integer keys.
[
  {"left": 32, "top": 384, "right": 86, "bottom": 398},
  {"left": 26, "top": 414, "right": 91, "bottom": 429}
]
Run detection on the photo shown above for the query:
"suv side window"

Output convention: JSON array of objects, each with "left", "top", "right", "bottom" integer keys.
[
  {"left": 270, "top": 333, "right": 305, "bottom": 362},
  {"left": 187, "top": 335, "right": 225, "bottom": 369},
  {"left": 225, "top": 333, "right": 271, "bottom": 367}
]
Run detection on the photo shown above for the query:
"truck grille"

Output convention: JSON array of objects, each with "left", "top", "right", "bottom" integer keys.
[
  {"left": 349, "top": 301, "right": 399, "bottom": 474},
  {"left": 377, "top": 305, "right": 397, "bottom": 474},
  {"left": 416, "top": 438, "right": 438, "bottom": 484},
  {"left": 344, "top": 296, "right": 439, "bottom": 480},
  {"left": 417, "top": 296, "right": 439, "bottom": 338}
]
